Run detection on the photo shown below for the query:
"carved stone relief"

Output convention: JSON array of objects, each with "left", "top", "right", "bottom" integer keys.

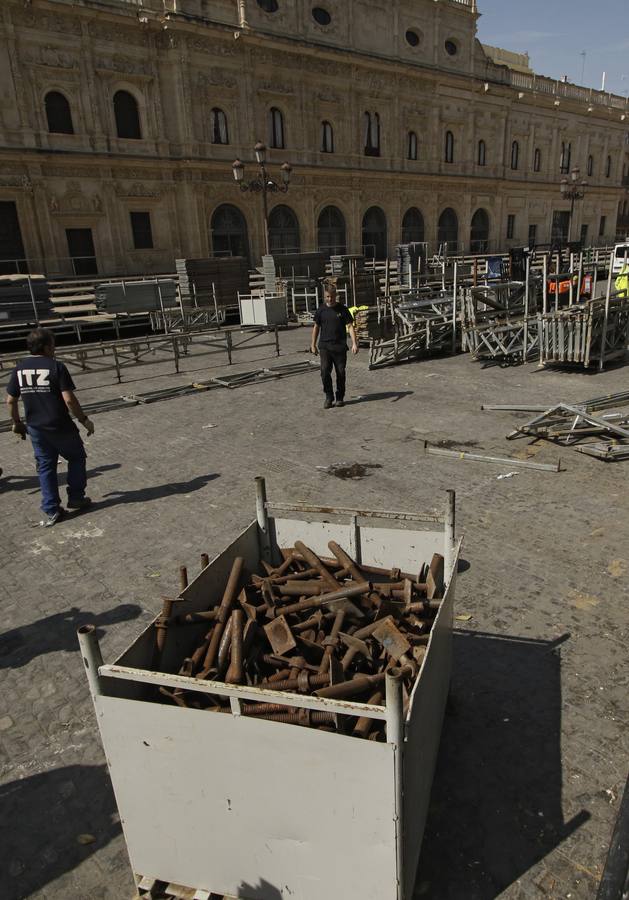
[{"left": 48, "top": 183, "right": 103, "bottom": 215}]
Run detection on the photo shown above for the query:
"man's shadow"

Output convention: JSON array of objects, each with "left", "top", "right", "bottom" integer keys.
[
  {"left": 0, "top": 763, "right": 122, "bottom": 900},
  {"left": 0, "top": 463, "right": 121, "bottom": 494},
  {"left": 95, "top": 473, "right": 219, "bottom": 510},
  {"left": 345, "top": 390, "right": 414, "bottom": 405},
  {"left": 0, "top": 604, "right": 143, "bottom": 669}
]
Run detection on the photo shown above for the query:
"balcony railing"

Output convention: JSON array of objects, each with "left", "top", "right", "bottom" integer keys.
[{"left": 485, "top": 62, "right": 629, "bottom": 111}]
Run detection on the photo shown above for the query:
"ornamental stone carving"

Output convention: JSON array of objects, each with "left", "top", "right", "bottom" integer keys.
[
  {"left": 114, "top": 182, "right": 161, "bottom": 198},
  {"left": 48, "top": 184, "right": 104, "bottom": 215}
]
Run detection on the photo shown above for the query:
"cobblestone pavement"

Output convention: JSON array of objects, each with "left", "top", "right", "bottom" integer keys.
[{"left": 0, "top": 327, "right": 627, "bottom": 900}]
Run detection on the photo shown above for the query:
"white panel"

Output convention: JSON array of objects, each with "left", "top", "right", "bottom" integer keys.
[
  {"left": 359, "top": 526, "right": 443, "bottom": 574},
  {"left": 113, "top": 523, "right": 259, "bottom": 672},
  {"left": 272, "top": 517, "right": 353, "bottom": 559},
  {"left": 401, "top": 538, "right": 461, "bottom": 897},
  {"left": 96, "top": 698, "right": 397, "bottom": 900}
]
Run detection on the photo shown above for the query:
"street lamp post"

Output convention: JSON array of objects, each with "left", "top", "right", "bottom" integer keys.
[
  {"left": 560, "top": 166, "right": 587, "bottom": 244},
  {"left": 232, "top": 142, "right": 292, "bottom": 257}
]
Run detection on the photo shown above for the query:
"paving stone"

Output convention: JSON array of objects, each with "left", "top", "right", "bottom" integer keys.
[{"left": 1, "top": 330, "right": 627, "bottom": 899}]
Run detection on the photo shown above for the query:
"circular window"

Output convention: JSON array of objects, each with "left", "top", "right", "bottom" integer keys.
[
  {"left": 257, "top": 0, "right": 279, "bottom": 12},
  {"left": 445, "top": 39, "right": 458, "bottom": 56},
  {"left": 405, "top": 30, "right": 420, "bottom": 47},
  {"left": 312, "top": 7, "right": 331, "bottom": 26}
]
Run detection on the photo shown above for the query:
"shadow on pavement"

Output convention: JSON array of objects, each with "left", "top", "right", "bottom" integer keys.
[
  {"left": 0, "top": 463, "right": 121, "bottom": 494},
  {"left": 0, "top": 603, "right": 142, "bottom": 670},
  {"left": 414, "top": 629, "right": 589, "bottom": 899},
  {"left": 237, "top": 879, "right": 284, "bottom": 899},
  {"left": 345, "top": 390, "right": 414, "bottom": 404},
  {"left": 0, "top": 763, "right": 121, "bottom": 900},
  {"left": 96, "top": 472, "right": 219, "bottom": 509}
]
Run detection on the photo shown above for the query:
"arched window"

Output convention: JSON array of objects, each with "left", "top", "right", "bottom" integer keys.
[
  {"left": 560, "top": 141, "right": 571, "bottom": 174},
  {"left": 478, "top": 139, "right": 486, "bottom": 167},
  {"left": 402, "top": 207, "right": 424, "bottom": 244},
  {"left": 317, "top": 206, "right": 346, "bottom": 255},
  {"left": 44, "top": 91, "right": 74, "bottom": 134},
  {"left": 268, "top": 204, "right": 300, "bottom": 253},
  {"left": 211, "top": 204, "right": 249, "bottom": 260},
  {"left": 438, "top": 207, "right": 458, "bottom": 248},
  {"left": 511, "top": 140, "right": 519, "bottom": 170},
  {"left": 445, "top": 130, "right": 454, "bottom": 164},
  {"left": 534, "top": 147, "right": 541, "bottom": 172},
  {"left": 364, "top": 112, "right": 381, "bottom": 157},
  {"left": 587, "top": 154, "right": 594, "bottom": 177},
  {"left": 470, "top": 208, "right": 490, "bottom": 253},
  {"left": 606, "top": 155, "right": 612, "bottom": 178},
  {"left": 113, "top": 90, "right": 142, "bottom": 140},
  {"left": 211, "top": 108, "right": 229, "bottom": 145},
  {"left": 407, "top": 131, "right": 418, "bottom": 161},
  {"left": 321, "top": 121, "right": 334, "bottom": 153},
  {"left": 362, "top": 206, "right": 387, "bottom": 258},
  {"left": 269, "top": 107, "right": 284, "bottom": 149}
]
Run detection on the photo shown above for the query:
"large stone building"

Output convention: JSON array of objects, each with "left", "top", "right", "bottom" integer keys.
[{"left": 1, "top": 0, "right": 629, "bottom": 276}]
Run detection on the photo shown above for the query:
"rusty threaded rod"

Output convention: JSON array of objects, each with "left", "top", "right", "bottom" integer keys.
[
  {"left": 353, "top": 691, "right": 383, "bottom": 738},
  {"left": 277, "top": 581, "right": 371, "bottom": 617},
  {"left": 294, "top": 541, "right": 341, "bottom": 593},
  {"left": 200, "top": 553, "right": 209, "bottom": 570},
  {"left": 179, "top": 565, "right": 188, "bottom": 594},
  {"left": 199, "top": 556, "right": 244, "bottom": 675},
  {"left": 328, "top": 541, "right": 364, "bottom": 583},
  {"left": 257, "top": 672, "right": 330, "bottom": 692},
  {"left": 314, "top": 672, "right": 386, "bottom": 700},
  {"left": 225, "top": 610, "right": 244, "bottom": 684},
  {"left": 318, "top": 608, "right": 346, "bottom": 674}
]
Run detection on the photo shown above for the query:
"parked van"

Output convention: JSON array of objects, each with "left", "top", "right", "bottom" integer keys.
[{"left": 612, "top": 242, "right": 629, "bottom": 274}]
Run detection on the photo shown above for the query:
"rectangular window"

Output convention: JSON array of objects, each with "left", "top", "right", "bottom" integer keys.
[
  {"left": 130, "top": 212, "right": 153, "bottom": 250},
  {"left": 528, "top": 224, "right": 537, "bottom": 247},
  {"left": 507, "top": 214, "right": 515, "bottom": 240},
  {"left": 580, "top": 224, "right": 588, "bottom": 245},
  {"left": 599, "top": 215, "right": 606, "bottom": 237}
]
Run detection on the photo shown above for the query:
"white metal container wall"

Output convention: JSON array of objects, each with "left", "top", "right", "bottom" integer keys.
[{"left": 83, "top": 500, "right": 460, "bottom": 900}]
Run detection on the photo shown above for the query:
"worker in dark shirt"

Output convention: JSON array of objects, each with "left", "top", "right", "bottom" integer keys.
[
  {"left": 6, "top": 327, "right": 95, "bottom": 527},
  {"left": 311, "top": 284, "right": 358, "bottom": 408}
]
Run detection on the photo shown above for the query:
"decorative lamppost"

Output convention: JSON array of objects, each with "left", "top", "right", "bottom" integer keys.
[
  {"left": 232, "top": 142, "right": 292, "bottom": 256},
  {"left": 560, "top": 166, "right": 587, "bottom": 244}
]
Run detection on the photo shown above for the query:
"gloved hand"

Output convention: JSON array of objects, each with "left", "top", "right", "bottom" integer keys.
[
  {"left": 82, "top": 417, "right": 95, "bottom": 436},
  {"left": 12, "top": 422, "right": 27, "bottom": 440}
]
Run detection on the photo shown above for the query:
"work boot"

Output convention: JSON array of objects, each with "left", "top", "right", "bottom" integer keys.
[
  {"left": 67, "top": 496, "right": 92, "bottom": 510},
  {"left": 335, "top": 399, "right": 345, "bottom": 408},
  {"left": 42, "top": 508, "right": 65, "bottom": 528},
  {"left": 323, "top": 397, "right": 334, "bottom": 409}
]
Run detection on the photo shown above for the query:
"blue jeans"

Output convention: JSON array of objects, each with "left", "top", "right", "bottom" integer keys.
[{"left": 28, "top": 425, "right": 87, "bottom": 515}]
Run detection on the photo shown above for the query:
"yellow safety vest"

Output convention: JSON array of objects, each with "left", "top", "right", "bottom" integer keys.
[{"left": 615, "top": 265, "right": 629, "bottom": 298}]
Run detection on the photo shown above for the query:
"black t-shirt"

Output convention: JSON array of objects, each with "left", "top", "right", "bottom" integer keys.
[
  {"left": 314, "top": 303, "right": 354, "bottom": 348},
  {"left": 6, "top": 356, "right": 76, "bottom": 431}
]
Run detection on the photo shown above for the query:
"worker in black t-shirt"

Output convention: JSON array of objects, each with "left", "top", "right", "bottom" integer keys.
[
  {"left": 311, "top": 284, "right": 358, "bottom": 409},
  {"left": 6, "top": 327, "right": 95, "bottom": 527}
]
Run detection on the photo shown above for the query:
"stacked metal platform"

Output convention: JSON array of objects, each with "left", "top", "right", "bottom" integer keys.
[
  {"left": 538, "top": 293, "right": 629, "bottom": 368},
  {"left": 176, "top": 257, "right": 249, "bottom": 309},
  {"left": 95, "top": 280, "right": 178, "bottom": 314},
  {"left": 462, "top": 279, "right": 541, "bottom": 363},
  {"left": 327, "top": 255, "right": 376, "bottom": 308},
  {"left": 0, "top": 274, "right": 53, "bottom": 322}
]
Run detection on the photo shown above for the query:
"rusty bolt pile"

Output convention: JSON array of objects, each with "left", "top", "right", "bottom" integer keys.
[{"left": 156, "top": 541, "right": 445, "bottom": 740}]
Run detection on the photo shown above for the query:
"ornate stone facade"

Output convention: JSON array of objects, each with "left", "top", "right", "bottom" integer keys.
[{"left": 0, "top": 0, "right": 628, "bottom": 275}]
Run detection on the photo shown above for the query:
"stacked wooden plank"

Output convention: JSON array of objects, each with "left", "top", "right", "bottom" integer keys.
[
  {"left": 95, "top": 280, "right": 178, "bottom": 314},
  {"left": 0, "top": 274, "right": 53, "bottom": 322},
  {"left": 176, "top": 258, "right": 249, "bottom": 309},
  {"left": 327, "top": 255, "right": 377, "bottom": 308}
]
